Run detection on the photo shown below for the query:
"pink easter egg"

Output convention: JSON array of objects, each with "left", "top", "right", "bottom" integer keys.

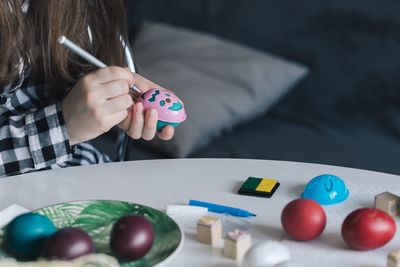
[{"left": 138, "top": 88, "right": 186, "bottom": 125}]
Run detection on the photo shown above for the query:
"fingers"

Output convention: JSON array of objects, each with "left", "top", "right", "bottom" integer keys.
[
  {"left": 104, "top": 94, "right": 133, "bottom": 114},
  {"left": 107, "top": 110, "right": 129, "bottom": 128},
  {"left": 126, "top": 102, "right": 144, "bottom": 139},
  {"left": 124, "top": 104, "right": 176, "bottom": 141},
  {"left": 89, "top": 71, "right": 175, "bottom": 141},
  {"left": 133, "top": 73, "right": 162, "bottom": 93},
  {"left": 83, "top": 70, "right": 163, "bottom": 102},
  {"left": 157, "top": 125, "right": 175, "bottom": 141},
  {"left": 99, "top": 79, "right": 131, "bottom": 100},
  {"left": 141, "top": 108, "right": 159, "bottom": 140},
  {"left": 118, "top": 106, "right": 133, "bottom": 131},
  {"left": 126, "top": 104, "right": 158, "bottom": 140},
  {"left": 89, "top": 66, "right": 135, "bottom": 85},
  {"left": 99, "top": 109, "right": 128, "bottom": 133}
]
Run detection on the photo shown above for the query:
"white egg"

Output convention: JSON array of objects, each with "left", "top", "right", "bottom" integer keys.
[
  {"left": 275, "top": 261, "right": 304, "bottom": 267},
  {"left": 242, "top": 241, "right": 291, "bottom": 267}
]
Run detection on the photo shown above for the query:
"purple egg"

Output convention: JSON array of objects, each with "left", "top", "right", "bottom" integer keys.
[
  {"left": 42, "top": 227, "right": 94, "bottom": 260},
  {"left": 110, "top": 215, "right": 154, "bottom": 261}
]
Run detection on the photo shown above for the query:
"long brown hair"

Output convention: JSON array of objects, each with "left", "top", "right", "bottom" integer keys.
[
  {"left": 0, "top": 0, "right": 128, "bottom": 94},
  {"left": 0, "top": 0, "right": 26, "bottom": 89}
]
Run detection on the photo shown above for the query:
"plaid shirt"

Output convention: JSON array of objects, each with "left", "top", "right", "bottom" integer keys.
[{"left": 0, "top": 73, "right": 111, "bottom": 177}]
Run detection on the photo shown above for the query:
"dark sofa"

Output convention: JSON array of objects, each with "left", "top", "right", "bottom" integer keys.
[{"left": 94, "top": 0, "right": 400, "bottom": 175}]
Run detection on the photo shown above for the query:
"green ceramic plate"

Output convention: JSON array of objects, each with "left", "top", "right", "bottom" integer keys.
[{"left": 0, "top": 200, "right": 183, "bottom": 267}]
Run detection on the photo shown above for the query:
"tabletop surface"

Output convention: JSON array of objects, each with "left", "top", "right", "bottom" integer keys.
[{"left": 1, "top": 158, "right": 400, "bottom": 267}]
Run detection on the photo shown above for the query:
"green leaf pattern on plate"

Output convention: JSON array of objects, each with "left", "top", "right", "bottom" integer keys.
[{"left": 1, "top": 200, "right": 182, "bottom": 267}]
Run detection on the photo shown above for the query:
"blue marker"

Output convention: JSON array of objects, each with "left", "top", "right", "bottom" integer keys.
[{"left": 188, "top": 199, "right": 256, "bottom": 217}]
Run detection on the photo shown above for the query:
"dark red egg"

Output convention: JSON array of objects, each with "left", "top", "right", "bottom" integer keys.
[
  {"left": 42, "top": 227, "right": 94, "bottom": 260},
  {"left": 110, "top": 215, "right": 154, "bottom": 261},
  {"left": 281, "top": 198, "right": 326, "bottom": 241},
  {"left": 342, "top": 208, "right": 396, "bottom": 250}
]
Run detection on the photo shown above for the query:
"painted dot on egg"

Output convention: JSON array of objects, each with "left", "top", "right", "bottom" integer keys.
[
  {"left": 160, "top": 100, "right": 165, "bottom": 106},
  {"left": 166, "top": 98, "right": 171, "bottom": 103}
]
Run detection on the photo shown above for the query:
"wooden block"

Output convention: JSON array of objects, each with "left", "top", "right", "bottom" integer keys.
[
  {"left": 196, "top": 216, "right": 222, "bottom": 245},
  {"left": 224, "top": 229, "right": 252, "bottom": 261},
  {"left": 388, "top": 250, "right": 400, "bottom": 267},
  {"left": 375, "top": 191, "right": 400, "bottom": 217}
]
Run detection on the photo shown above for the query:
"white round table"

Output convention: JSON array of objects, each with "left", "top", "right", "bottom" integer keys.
[{"left": 1, "top": 159, "right": 399, "bottom": 266}]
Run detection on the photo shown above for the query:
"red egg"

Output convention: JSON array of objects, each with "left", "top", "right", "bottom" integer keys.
[
  {"left": 342, "top": 208, "right": 396, "bottom": 250},
  {"left": 281, "top": 198, "right": 326, "bottom": 241},
  {"left": 110, "top": 215, "right": 154, "bottom": 261},
  {"left": 42, "top": 227, "right": 94, "bottom": 260}
]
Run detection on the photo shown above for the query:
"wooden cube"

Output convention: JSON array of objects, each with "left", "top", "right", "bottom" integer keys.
[
  {"left": 196, "top": 215, "right": 222, "bottom": 246},
  {"left": 224, "top": 229, "right": 252, "bottom": 261},
  {"left": 388, "top": 250, "right": 400, "bottom": 267},
  {"left": 375, "top": 191, "right": 400, "bottom": 217}
]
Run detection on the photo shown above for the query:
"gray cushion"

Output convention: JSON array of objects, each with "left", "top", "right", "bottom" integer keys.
[{"left": 131, "top": 22, "right": 308, "bottom": 157}]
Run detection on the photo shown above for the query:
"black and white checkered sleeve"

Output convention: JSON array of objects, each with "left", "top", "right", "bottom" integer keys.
[{"left": 0, "top": 102, "right": 73, "bottom": 176}]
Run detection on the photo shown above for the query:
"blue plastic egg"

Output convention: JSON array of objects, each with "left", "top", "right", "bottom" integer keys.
[
  {"left": 301, "top": 174, "right": 349, "bottom": 205},
  {"left": 4, "top": 213, "right": 56, "bottom": 260}
]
